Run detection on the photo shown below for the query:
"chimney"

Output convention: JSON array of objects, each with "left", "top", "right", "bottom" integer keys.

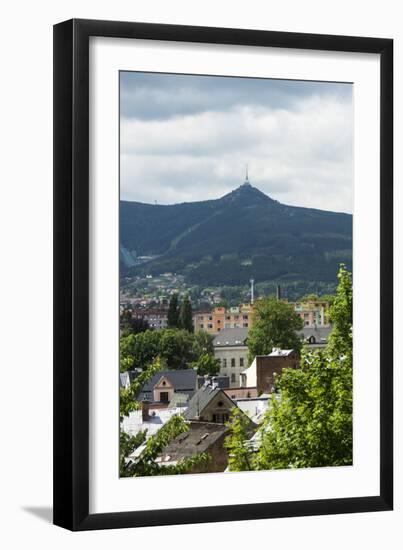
[
  {"left": 141, "top": 400, "right": 151, "bottom": 422},
  {"left": 276, "top": 284, "right": 281, "bottom": 301}
]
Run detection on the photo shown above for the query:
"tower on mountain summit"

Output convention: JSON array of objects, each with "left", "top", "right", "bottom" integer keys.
[{"left": 243, "top": 164, "right": 251, "bottom": 187}]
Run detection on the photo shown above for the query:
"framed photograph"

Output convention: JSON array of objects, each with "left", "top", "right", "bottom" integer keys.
[{"left": 53, "top": 19, "right": 393, "bottom": 530}]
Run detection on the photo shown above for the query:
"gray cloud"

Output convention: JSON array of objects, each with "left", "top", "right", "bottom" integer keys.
[
  {"left": 120, "top": 71, "right": 352, "bottom": 121},
  {"left": 120, "top": 72, "right": 353, "bottom": 213}
]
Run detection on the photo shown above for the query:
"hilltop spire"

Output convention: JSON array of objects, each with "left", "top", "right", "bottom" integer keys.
[{"left": 243, "top": 164, "right": 251, "bottom": 187}]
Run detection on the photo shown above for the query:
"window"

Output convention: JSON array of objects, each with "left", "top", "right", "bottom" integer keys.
[
  {"left": 243, "top": 315, "right": 248, "bottom": 320},
  {"left": 159, "top": 391, "right": 169, "bottom": 402},
  {"left": 213, "top": 413, "right": 229, "bottom": 423},
  {"left": 222, "top": 358, "right": 227, "bottom": 368},
  {"left": 199, "top": 323, "right": 204, "bottom": 329},
  {"left": 231, "top": 373, "right": 236, "bottom": 383},
  {"left": 208, "top": 316, "right": 213, "bottom": 321},
  {"left": 243, "top": 322, "right": 248, "bottom": 328},
  {"left": 207, "top": 323, "right": 213, "bottom": 329},
  {"left": 240, "top": 357, "right": 244, "bottom": 367},
  {"left": 231, "top": 358, "right": 235, "bottom": 367}
]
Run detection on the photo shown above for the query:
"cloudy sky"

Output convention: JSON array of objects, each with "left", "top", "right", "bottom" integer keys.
[{"left": 120, "top": 71, "right": 353, "bottom": 213}]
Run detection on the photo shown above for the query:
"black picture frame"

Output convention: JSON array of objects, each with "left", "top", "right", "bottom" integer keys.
[{"left": 53, "top": 18, "right": 393, "bottom": 531}]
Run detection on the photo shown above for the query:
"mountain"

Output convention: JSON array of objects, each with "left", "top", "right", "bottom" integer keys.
[{"left": 120, "top": 183, "right": 352, "bottom": 286}]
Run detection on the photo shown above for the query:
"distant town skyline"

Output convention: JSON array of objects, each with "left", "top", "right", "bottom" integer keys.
[{"left": 120, "top": 72, "right": 353, "bottom": 214}]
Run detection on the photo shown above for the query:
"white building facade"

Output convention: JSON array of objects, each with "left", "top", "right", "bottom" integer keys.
[{"left": 213, "top": 328, "right": 249, "bottom": 388}]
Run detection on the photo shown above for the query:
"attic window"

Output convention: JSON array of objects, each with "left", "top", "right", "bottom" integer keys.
[
  {"left": 162, "top": 381, "right": 166, "bottom": 386},
  {"left": 217, "top": 401, "right": 224, "bottom": 407}
]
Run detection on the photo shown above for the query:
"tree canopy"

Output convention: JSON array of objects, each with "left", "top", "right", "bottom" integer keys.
[
  {"left": 178, "top": 295, "right": 194, "bottom": 332},
  {"left": 120, "top": 309, "right": 150, "bottom": 336},
  {"left": 167, "top": 293, "right": 180, "bottom": 328},
  {"left": 120, "top": 357, "right": 163, "bottom": 418},
  {"left": 224, "top": 407, "right": 255, "bottom": 471},
  {"left": 191, "top": 353, "right": 220, "bottom": 377},
  {"left": 120, "top": 328, "right": 215, "bottom": 372},
  {"left": 247, "top": 297, "right": 304, "bottom": 363}
]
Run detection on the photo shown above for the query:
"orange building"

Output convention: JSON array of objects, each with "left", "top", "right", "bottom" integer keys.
[
  {"left": 193, "top": 304, "right": 253, "bottom": 334},
  {"left": 292, "top": 300, "right": 330, "bottom": 327}
]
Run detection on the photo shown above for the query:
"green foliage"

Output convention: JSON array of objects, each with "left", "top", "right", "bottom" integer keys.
[
  {"left": 192, "top": 330, "right": 214, "bottom": 356},
  {"left": 191, "top": 353, "right": 220, "bottom": 377},
  {"left": 247, "top": 297, "right": 304, "bottom": 363},
  {"left": 256, "top": 265, "right": 353, "bottom": 470},
  {"left": 120, "top": 429, "right": 147, "bottom": 477},
  {"left": 178, "top": 295, "right": 194, "bottom": 332},
  {"left": 225, "top": 408, "right": 255, "bottom": 471},
  {"left": 120, "top": 309, "right": 150, "bottom": 336},
  {"left": 122, "top": 414, "right": 210, "bottom": 477},
  {"left": 119, "top": 357, "right": 163, "bottom": 419},
  {"left": 327, "top": 264, "right": 352, "bottom": 359},
  {"left": 167, "top": 293, "right": 180, "bottom": 328},
  {"left": 120, "top": 329, "right": 162, "bottom": 372},
  {"left": 159, "top": 329, "right": 197, "bottom": 369},
  {"left": 120, "top": 328, "right": 199, "bottom": 372}
]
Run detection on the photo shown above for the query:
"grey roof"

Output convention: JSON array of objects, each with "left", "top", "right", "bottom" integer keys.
[
  {"left": 158, "top": 421, "right": 229, "bottom": 462},
  {"left": 137, "top": 369, "right": 197, "bottom": 401},
  {"left": 298, "top": 326, "right": 332, "bottom": 343},
  {"left": 184, "top": 383, "right": 235, "bottom": 420},
  {"left": 197, "top": 376, "right": 230, "bottom": 390},
  {"left": 213, "top": 327, "right": 248, "bottom": 347},
  {"left": 268, "top": 348, "right": 295, "bottom": 357}
]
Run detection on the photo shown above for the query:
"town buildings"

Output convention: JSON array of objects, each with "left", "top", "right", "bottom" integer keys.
[
  {"left": 193, "top": 299, "right": 330, "bottom": 336},
  {"left": 131, "top": 308, "right": 168, "bottom": 329},
  {"left": 292, "top": 299, "right": 330, "bottom": 327},
  {"left": 240, "top": 349, "right": 299, "bottom": 394},
  {"left": 224, "top": 387, "right": 258, "bottom": 400},
  {"left": 156, "top": 421, "right": 230, "bottom": 473},
  {"left": 213, "top": 327, "right": 249, "bottom": 387},
  {"left": 193, "top": 304, "right": 253, "bottom": 334},
  {"left": 184, "top": 380, "right": 237, "bottom": 424},
  {"left": 137, "top": 369, "right": 198, "bottom": 405}
]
